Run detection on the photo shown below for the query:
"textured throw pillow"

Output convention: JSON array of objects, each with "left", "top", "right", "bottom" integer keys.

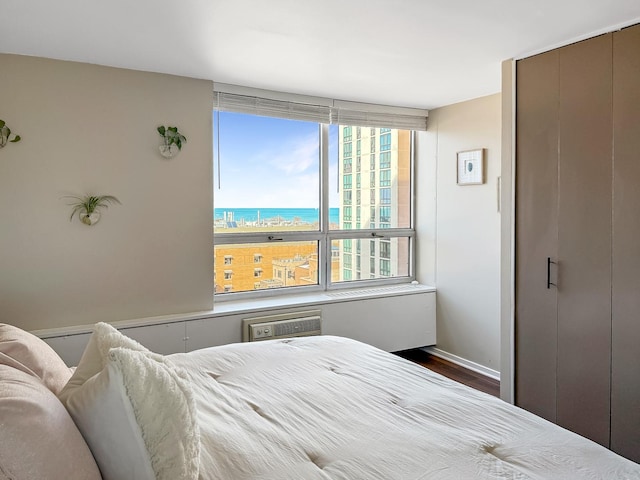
[
  {"left": 59, "top": 321, "right": 151, "bottom": 399},
  {"left": 59, "top": 323, "right": 200, "bottom": 480},
  {"left": 0, "top": 323, "right": 73, "bottom": 394},
  {"left": 0, "top": 365, "right": 102, "bottom": 480}
]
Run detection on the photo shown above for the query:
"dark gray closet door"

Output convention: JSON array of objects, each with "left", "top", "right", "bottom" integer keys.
[
  {"left": 611, "top": 23, "right": 640, "bottom": 463},
  {"left": 556, "top": 33, "right": 613, "bottom": 447},
  {"left": 515, "top": 49, "right": 560, "bottom": 423}
]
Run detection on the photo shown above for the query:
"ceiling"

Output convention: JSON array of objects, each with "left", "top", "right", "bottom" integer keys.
[{"left": 2, "top": 0, "right": 639, "bottom": 110}]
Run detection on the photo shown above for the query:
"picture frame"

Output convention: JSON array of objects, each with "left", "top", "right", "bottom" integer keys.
[{"left": 457, "top": 149, "right": 484, "bottom": 185}]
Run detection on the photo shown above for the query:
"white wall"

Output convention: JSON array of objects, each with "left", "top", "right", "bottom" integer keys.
[
  {"left": 0, "top": 54, "right": 214, "bottom": 331},
  {"left": 416, "top": 93, "right": 502, "bottom": 373}
]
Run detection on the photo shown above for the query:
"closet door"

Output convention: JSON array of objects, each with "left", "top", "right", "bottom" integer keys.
[
  {"left": 611, "top": 24, "right": 640, "bottom": 462},
  {"left": 556, "top": 33, "right": 612, "bottom": 447},
  {"left": 515, "top": 50, "right": 559, "bottom": 423}
]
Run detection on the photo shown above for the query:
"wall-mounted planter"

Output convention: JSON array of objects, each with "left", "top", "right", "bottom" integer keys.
[
  {"left": 0, "top": 119, "right": 21, "bottom": 148},
  {"left": 157, "top": 126, "right": 186, "bottom": 159},
  {"left": 66, "top": 195, "right": 120, "bottom": 226},
  {"left": 159, "top": 143, "right": 180, "bottom": 158},
  {"left": 79, "top": 211, "right": 101, "bottom": 226}
]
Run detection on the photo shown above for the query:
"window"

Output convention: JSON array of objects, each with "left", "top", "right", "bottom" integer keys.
[
  {"left": 213, "top": 92, "right": 420, "bottom": 297},
  {"left": 380, "top": 259, "right": 391, "bottom": 276},
  {"left": 380, "top": 133, "right": 391, "bottom": 152},
  {"left": 380, "top": 241, "right": 391, "bottom": 259},
  {"left": 343, "top": 142, "right": 352, "bottom": 157},
  {"left": 380, "top": 169, "right": 391, "bottom": 187},
  {"left": 343, "top": 126, "right": 352, "bottom": 142},
  {"left": 380, "top": 152, "right": 391, "bottom": 169},
  {"left": 380, "top": 206, "right": 391, "bottom": 223},
  {"left": 380, "top": 188, "right": 391, "bottom": 205}
]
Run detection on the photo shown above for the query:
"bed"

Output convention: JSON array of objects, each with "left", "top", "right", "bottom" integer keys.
[{"left": 1, "top": 322, "right": 639, "bottom": 480}]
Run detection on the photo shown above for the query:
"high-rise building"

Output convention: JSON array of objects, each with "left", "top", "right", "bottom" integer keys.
[{"left": 338, "top": 126, "right": 411, "bottom": 281}]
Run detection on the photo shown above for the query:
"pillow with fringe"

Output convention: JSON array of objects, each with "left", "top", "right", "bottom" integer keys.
[{"left": 59, "top": 323, "right": 200, "bottom": 480}]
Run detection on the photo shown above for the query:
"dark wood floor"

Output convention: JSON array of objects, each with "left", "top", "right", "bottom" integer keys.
[{"left": 396, "top": 348, "right": 500, "bottom": 397}]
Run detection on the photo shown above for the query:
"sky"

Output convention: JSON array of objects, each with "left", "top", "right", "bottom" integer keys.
[{"left": 213, "top": 112, "right": 339, "bottom": 209}]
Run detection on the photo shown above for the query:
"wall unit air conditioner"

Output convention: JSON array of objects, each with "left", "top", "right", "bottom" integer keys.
[{"left": 242, "top": 310, "right": 322, "bottom": 342}]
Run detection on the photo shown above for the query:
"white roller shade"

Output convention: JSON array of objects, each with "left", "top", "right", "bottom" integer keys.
[
  {"left": 214, "top": 92, "right": 332, "bottom": 124},
  {"left": 213, "top": 84, "right": 428, "bottom": 131}
]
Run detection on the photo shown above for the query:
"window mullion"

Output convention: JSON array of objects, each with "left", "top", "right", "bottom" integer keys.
[{"left": 320, "top": 123, "right": 330, "bottom": 288}]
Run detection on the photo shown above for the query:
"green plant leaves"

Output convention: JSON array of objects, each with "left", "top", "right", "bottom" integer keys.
[
  {"left": 65, "top": 194, "right": 121, "bottom": 221},
  {"left": 0, "top": 119, "right": 21, "bottom": 145},
  {"left": 157, "top": 125, "right": 187, "bottom": 150}
]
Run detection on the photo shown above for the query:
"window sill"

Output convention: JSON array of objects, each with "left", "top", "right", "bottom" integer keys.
[
  {"left": 33, "top": 283, "right": 435, "bottom": 338},
  {"left": 212, "top": 282, "right": 435, "bottom": 317}
]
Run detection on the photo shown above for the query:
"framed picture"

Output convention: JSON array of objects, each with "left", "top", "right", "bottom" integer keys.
[{"left": 457, "top": 149, "right": 484, "bottom": 185}]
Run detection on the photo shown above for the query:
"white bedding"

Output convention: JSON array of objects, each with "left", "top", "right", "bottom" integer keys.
[{"left": 167, "top": 336, "right": 640, "bottom": 479}]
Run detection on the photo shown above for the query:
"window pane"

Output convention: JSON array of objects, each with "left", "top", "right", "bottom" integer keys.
[
  {"left": 214, "top": 112, "right": 320, "bottom": 234},
  {"left": 214, "top": 241, "right": 318, "bottom": 294},
  {"left": 330, "top": 125, "right": 411, "bottom": 230},
  {"left": 332, "top": 237, "right": 410, "bottom": 283}
]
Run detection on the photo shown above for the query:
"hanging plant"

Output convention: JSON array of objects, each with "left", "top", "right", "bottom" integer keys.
[
  {"left": 65, "top": 195, "right": 121, "bottom": 226},
  {"left": 0, "top": 119, "right": 21, "bottom": 148},
  {"left": 157, "top": 125, "right": 187, "bottom": 158}
]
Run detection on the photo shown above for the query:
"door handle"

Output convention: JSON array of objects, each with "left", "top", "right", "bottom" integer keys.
[{"left": 547, "top": 257, "right": 556, "bottom": 289}]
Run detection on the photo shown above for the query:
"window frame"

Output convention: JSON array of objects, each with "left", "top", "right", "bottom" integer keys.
[{"left": 213, "top": 121, "right": 416, "bottom": 301}]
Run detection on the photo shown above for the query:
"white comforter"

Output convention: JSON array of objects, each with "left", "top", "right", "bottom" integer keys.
[{"left": 168, "top": 336, "right": 640, "bottom": 479}]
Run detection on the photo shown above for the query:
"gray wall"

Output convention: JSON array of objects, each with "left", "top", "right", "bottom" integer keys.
[
  {"left": 0, "top": 54, "right": 214, "bottom": 331},
  {"left": 416, "top": 93, "right": 502, "bottom": 373}
]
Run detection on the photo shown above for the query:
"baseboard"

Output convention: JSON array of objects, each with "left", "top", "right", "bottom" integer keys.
[{"left": 422, "top": 346, "right": 500, "bottom": 381}]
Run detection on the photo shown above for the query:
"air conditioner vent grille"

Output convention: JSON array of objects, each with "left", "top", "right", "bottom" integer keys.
[{"left": 242, "top": 310, "right": 322, "bottom": 342}]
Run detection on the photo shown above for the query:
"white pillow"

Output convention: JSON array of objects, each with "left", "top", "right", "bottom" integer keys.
[
  {"left": 59, "top": 323, "right": 200, "bottom": 480},
  {"left": 59, "top": 321, "right": 151, "bottom": 396}
]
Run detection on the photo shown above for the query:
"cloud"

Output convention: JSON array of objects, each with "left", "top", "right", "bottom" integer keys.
[{"left": 268, "top": 132, "right": 319, "bottom": 174}]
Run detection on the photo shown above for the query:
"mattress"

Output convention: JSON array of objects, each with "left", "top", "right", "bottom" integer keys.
[{"left": 167, "top": 335, "right": 640, "bottom": 479}]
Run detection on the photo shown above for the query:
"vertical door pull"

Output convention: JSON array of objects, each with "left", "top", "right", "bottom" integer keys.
[{"left": 547, "top": 257, "right": 556, "bottom": 289}]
